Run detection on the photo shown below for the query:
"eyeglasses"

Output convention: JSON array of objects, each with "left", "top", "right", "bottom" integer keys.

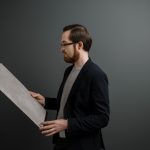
[{"left": 60, "top": 42, "right": 76, "bottom": 48}]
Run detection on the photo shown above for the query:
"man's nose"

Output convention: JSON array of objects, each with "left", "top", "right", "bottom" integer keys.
[{"left": 60, "top": 47, "right": 65, "bottom": 52}]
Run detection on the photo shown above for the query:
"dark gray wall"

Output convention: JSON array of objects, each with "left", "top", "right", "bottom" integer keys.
[{"left": 1, "top": 0, "right": 150, "bottom": 150}]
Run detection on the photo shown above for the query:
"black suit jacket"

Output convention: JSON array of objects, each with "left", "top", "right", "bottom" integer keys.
[{"left": 45, "top": 59, "right": 110, "bottom": 150}]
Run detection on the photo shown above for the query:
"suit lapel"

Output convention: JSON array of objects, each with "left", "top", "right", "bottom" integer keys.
[{"left": 66, "top": 58, "right": 92, "bottom": 103}]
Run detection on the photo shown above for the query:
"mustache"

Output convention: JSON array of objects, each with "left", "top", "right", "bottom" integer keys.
[{"left": 62, "top": 50, "right": 67, "bottom": 54}]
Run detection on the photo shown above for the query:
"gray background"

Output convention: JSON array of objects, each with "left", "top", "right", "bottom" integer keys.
[{"left": 0, "top": 0, "right": 150, "bottom": 150}]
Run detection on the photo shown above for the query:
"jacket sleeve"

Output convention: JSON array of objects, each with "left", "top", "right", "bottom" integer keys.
[
  {"left": 67, "top": 73, "right": 110, "bottom": 136},
  {"left": 44, "top": 97, "right": 58, "bottom": 110}
]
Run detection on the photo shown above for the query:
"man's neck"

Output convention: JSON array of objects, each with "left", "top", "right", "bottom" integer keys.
[{"left": 74, "top": 52, "right": 89, "bottom": 69}]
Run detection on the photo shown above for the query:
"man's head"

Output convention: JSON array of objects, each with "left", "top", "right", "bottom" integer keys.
[{"left": 60, "top": 24, "right": 92, "bottom": 63}]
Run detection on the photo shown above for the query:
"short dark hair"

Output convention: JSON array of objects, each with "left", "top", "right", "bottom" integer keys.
[{"left": 63, "top": 24, "right": 92, "bottom": 52}]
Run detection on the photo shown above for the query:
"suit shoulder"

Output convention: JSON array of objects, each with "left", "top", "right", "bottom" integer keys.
[{"left": 88, "top": 61, "right": 107, "bottom": 78}]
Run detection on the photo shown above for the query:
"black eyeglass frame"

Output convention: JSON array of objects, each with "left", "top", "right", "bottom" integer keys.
[{"left": 60, "top": 42, "right": 77, "bottom": 47}]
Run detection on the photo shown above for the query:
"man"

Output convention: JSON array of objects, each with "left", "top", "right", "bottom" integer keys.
[{"left": 30, "top": 24, "right": 110, "bottom": 150}]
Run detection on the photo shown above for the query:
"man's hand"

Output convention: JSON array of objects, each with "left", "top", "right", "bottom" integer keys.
[
  {"left": 29, "top": 91, "right": 45, "bottom": 106},
  {"left": 39, "top": 119, "right": 68, "bottom": 136}
]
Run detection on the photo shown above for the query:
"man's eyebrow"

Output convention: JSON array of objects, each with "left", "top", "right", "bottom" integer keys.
[{"left": 61, "top": 41, "right": 68, "bottom": 43}]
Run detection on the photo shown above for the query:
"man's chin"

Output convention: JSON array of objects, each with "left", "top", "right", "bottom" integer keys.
[{"left": 64, "top": 57, "right": 74, "bottom": 63}]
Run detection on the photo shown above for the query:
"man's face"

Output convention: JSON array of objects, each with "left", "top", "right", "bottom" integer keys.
[{"left": 60, "top": 30, "right": 80, "bottom": 63}]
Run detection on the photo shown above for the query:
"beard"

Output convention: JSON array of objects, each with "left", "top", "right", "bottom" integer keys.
[{"left": 64, "top": 48, "right": 80, "bottom": 63}]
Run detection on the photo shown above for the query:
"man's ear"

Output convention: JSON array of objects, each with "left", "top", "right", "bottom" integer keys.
[{"left": 78, "top": 41, "right": 84, "bottom": 50}]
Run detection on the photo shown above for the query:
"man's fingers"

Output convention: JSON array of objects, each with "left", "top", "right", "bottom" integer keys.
[
  {"left": 32, "top": 93, "right": 39, "bottom": 97},
  {"left": 40, "top": 120, "right": 56, "bottom": 126},
  {"left": 41, "top": 128, "right": 56, "bottom": 135},
  {"left": 29, "top": 91, "right": 40, "bottom": 98},
  {"left": 45, "top": 131, "right": 57, "bottom": 136},
  {"left": 29, "top": 91, "right": 36, "bottom": 96},
  {"left": 39, "top": 124, "right": 55, "bottom": 131}
]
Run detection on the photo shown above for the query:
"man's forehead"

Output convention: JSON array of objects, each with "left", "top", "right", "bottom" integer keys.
[{"left": 61, "top": 30, "right": 71, "bottom": 42}]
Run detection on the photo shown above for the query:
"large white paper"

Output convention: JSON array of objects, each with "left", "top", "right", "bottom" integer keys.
[{"left": 0, "top": 63, "right": 46, "bottom": 127}]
